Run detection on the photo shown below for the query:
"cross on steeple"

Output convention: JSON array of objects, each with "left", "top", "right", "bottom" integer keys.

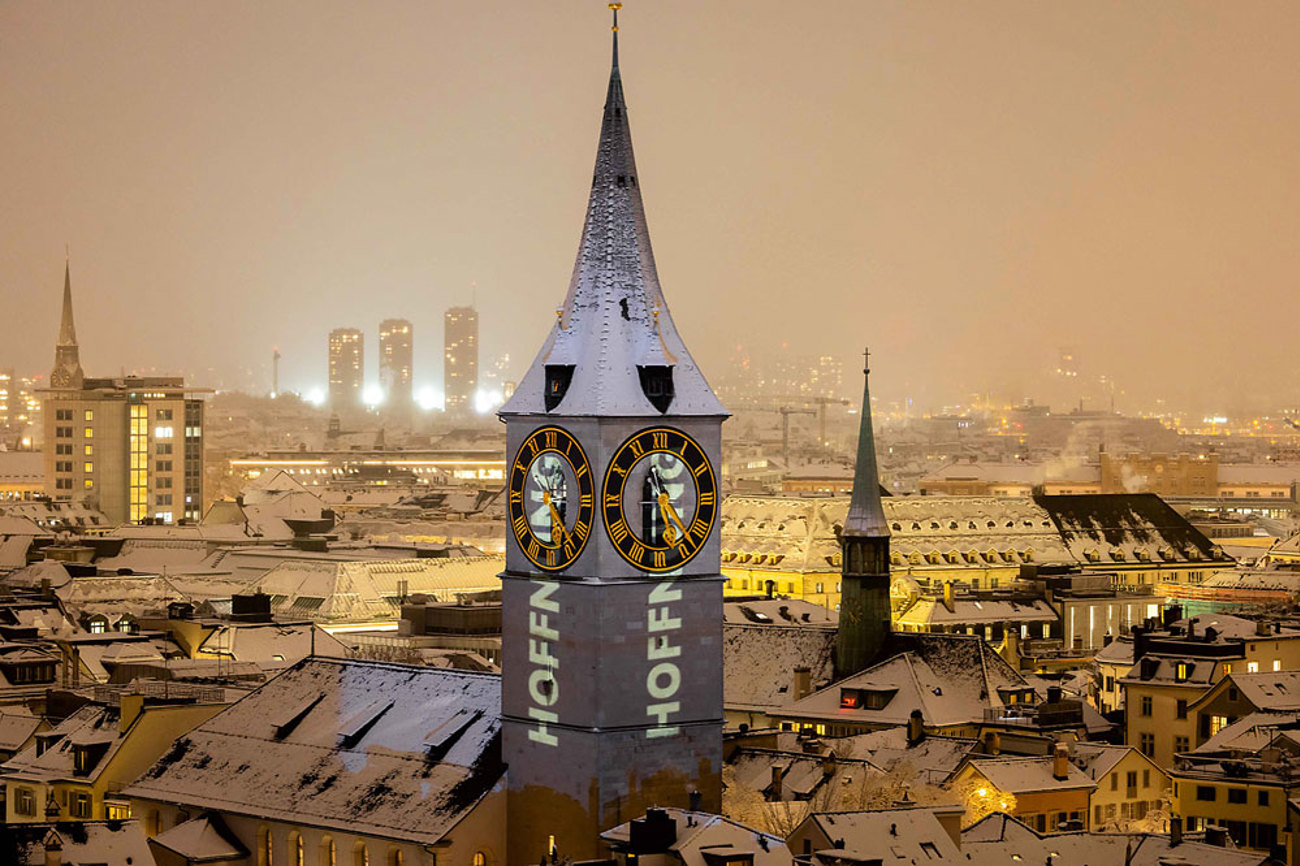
[{"left": 863, "top": 346, "right": 871, "bottom": 375}]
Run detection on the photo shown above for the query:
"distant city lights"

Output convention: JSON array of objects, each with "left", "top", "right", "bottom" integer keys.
[
  {"left": 304, "top": 387, "right": 327, "bottom": 406},
  {"left": 362, "top": 384, "right": 384, "bottom": 407},
  {"left": 415, "top": 386, "right": 444, "bottom": 412}
]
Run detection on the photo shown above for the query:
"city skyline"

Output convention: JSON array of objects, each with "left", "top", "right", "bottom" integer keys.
[{"left": 5, "top": 3, "right": 1300, "bottom": 413}]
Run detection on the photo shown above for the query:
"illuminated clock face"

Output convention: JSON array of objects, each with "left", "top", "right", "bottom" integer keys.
[
  {"left": 602, "top": 427, "right": 718, "bottom": 573},
  {"left": 508, "top": 426, "right": 595, "bottom": 571}
]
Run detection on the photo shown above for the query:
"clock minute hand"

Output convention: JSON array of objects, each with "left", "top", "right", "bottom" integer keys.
[
  {"left": 543, "top": 489, "right": 568, "bottom": 545},
  {"left": 658, "top": 492, "right": 688, "bottom": 544}
]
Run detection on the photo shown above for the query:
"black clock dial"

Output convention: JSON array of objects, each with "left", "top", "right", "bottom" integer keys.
[
  {"left": 508, "top": 426, "right": 595, "bottom": 571},
  {"left": 602, "top": 427, "right": 717, "bottom": 572}
]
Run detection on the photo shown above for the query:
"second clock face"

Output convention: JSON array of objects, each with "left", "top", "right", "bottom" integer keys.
[
  {"left": 602, "top": 426, "right": 718, "bottom": 573},
  {"left": 508, "top": 426, "right": 595, "bottom": 571}
]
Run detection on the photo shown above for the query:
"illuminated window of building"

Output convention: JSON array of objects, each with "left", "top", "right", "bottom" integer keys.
[
  {"left": 129, "top": 404, "right": 148, "bottom": 523},
  {"left": 320, "top": 838, "right": 337, "bottom": 866},
  {"left": 388, "top": 850, "right": 403, "bottom": 866},
  {"left": 83, "top": 427, "right": 93, "bottom": 438},
  {"left": 83, "top": 479, "right": 94, "bottom": 489},
  {"left": 1223, "top": 663, "right": 1233, "bottom": 675},
  {"left": 83, "top": 410, "right": 93, "bottom": 421},
  {"left": 353, "top": 842, "right": 369, "bottom": 866},
  {"left": 1248, "top": 661, "right": 1259, "bottom": 673},
  {"left": 83, "top": 461, "right": 94, "bottom": 474},
  {"left": 155, "top": 426, "right": 173, "bottom": 439},
  {"left": 1209, "top": 715, "right": 1228, "bottom": 736},
  {"left": 105, "top": 802, "right": 130, "bottom": 820},
  {"left": 258, "top": 827, "right": 273, "bottom": 866},
  {"left": 472, "top": 854, "right": 487, "bottom": 866},
  {"left": 288, "top": 832, "right": 303, "bottom": 866},
  {"left": 83, "top": 444, "right": 93, "bottom": 456},
  {"left": 1274, "top": 660, "right": 1282, "bottom": 672},
  {"left": 1175, "top": 663, "right": 1189, "bottom": 682}
]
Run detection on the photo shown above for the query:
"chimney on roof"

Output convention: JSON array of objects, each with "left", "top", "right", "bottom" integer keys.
[
  {"left": 793, "top": 667, "right": 812, "bottom": 702},
  {"left": 1132, "top": 626, "right": 1150, "bottom": 663},
  {"left": 1046, "top": 685, "right": 1063, "bottom": 705},
  {"left": 1163, "top": 604, "right": 1182, "bottom": 629},
  {"left": 770, "top": 765, "right": 783, "bottom": 801},
  {"left": 1052, "top": 742, "right": 1069, "bottom": 781},
  {"left": 1257, "top": 619, "right": 1272, "bottom": 637},
  {"left": 1169, "top": 815, "right": 1183, "bottom": 847},
  {"left": 942, "top": 581, "right": 955, "bottom": 613},
  {"left": 119, "top": 693, "right": 144, "bottom": 733},
  {"left": 1187, "top": 617, "right": 1197, "bottom": 639},
  {"left": 822, "top": 752, "right": 837, "bottom": 778},
  {"left": 983, "top": 731, "right": 1001, "bottom": 756},
  {"left": 907, "top": 709, "right": 925, "bottom": 746}
]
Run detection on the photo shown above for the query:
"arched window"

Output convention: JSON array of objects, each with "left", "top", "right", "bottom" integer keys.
[
  {"left": 473, "top": 853, "right": 487, "bottom": 866},
  {"left": 258, "top": 827, "right": 273, "bottom": 866},
  {"left": 321, "top": 837, "right": 337, "bottom": 866},
  {"left": 353, "top": 842, "right": 369, "bottom": 866},
  {"left": 288, "top": 831, "right": 303, "bottom": 866},
  {"left": 387, "top": 849, "right": 403, "bottom": 866}
]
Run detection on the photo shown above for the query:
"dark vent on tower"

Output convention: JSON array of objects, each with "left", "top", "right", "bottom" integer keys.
[
  {"left": 545, "top": 365, "right": 575, "bottom": 412},
  {"left": 637, "top": 365, "right": 674, "bottom": 413}
]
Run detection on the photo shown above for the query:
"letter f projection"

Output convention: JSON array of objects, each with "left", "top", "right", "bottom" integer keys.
[{"left": 528, "top": 581, "right": 560, "bottom": 747}]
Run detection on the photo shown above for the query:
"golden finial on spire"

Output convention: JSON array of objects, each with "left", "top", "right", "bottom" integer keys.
[{"left": 610, "top": 2, "right": 621, "bottom": 31}]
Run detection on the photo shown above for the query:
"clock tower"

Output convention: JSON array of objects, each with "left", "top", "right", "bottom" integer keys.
[{"left": 498, "top": 6, "right": 727, "bottom": 861}]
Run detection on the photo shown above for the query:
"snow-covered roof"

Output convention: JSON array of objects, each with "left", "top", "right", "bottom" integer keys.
[
  {"left": 499, "top": 25, "right": 724, "bottom": 418},
  {"left": 246, "top": 555, "right": 502, "bottom": 624},
  {"left": 829, "top": 727, "right": 977, "bottom": 786},
  {"left": 149, "top": 811, "right": 249, "bottom": 862},
  {"left": 124, "top": 658, "right": 503, "bottom": 846},
  {"left": 962, "top": 812, "right": 1268, "bottom": 866},
  {"left": 32, "top": 821, "right": 155, "bottom": 866},
  {"left": 723, "top": 598, "right": 836, "bottom": 627},
  {"left": 723, "top": 624, "right": 834, "bottom": 712},
  {"left": 896, "top": 596, "right": 1057, "bottom": 628},
  {"left": 601, "top": 808, "right": 787, "bottom": 866},
  {"left": 961, "top": 755, "right": 1096, "bottom": 794},
  {"left": 777, "top": 634, "right": 1032, "bottom": 729},
  {"left": 801, "top": 806, "right": 964, "bottom": 863}
]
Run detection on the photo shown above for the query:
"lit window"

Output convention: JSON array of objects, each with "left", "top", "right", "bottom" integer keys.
[
  {"left": 83, "top": 462, "right": 94, "bottom": 474},
  {"left": 1248, "top": 661, "right": 1260, "bottom": 673},
  {"left": 155, "top": 426, "right": 174, "bottom": 438},
  {"left": 1275, "top": 660, "right": 1283, "bottom": 672},
  {"left": 83, "top": 427, "right": 94, "bottom": 438},
  {"left": 83, "top": 409, "right": 93, "bottom": 421},
  {"left": 1210, "top": 715, "right": 1228, "bottom": 736},
  {"left": 84, "top": 444, "right": 93, "bottom": 456}
]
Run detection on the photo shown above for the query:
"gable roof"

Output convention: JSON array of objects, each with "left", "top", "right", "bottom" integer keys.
[
  {"left": 778, "top": 634, "right": 1031, "bottom": 729},
  {"left": 960, "top": 755, "right": 1096, "bottom": 794},
  {"left": 124, "top": 657, "right": 503, "bottom": 845}
]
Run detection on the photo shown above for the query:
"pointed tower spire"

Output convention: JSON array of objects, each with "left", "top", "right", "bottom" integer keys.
[
  {"left": 499, "top": 2, "right": 725, "bottom": 418},
  {"left": 835, "top": 349, "right": 892, "bottom": 678},
  {"left": 50, "top": 250, "right": 84, "bottom": 389},
  {"left": 845, "top": 348, "right": 888, "bottom": 537}
]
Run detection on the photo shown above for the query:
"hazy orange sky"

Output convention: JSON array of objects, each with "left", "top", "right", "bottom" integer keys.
[{"left": 3, "top": 2, "right": 1298, "bottom": 411}]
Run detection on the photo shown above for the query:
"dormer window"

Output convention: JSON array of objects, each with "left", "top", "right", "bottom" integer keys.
[
  {"left": 637, "top": 365, "right": 674, "bottom": 413},
  {"left": 544, "top": 365, "right": 574, "bottom": 412}
]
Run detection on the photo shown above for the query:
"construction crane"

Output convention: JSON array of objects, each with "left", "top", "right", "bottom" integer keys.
[
  {"left": 770, "top": 396, "right": 851, "bottom": 450},
  {"left": 778, "top": 406, "right": 816, "bottom": 465}
]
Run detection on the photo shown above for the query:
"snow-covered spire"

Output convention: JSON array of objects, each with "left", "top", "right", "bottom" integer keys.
[
  {"left": 499, "top": 5, "right": 726, "bottom": 418},
  {"left": 50, "top": 250, "right": 84, "bottom": 389},
  {"left": 844, "top": 350, "right": 888, "bottom": 538}
]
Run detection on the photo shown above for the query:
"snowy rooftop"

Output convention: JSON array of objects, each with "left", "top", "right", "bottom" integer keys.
[
  {"left": 124, "top": 657, "right": 503, "bottom": 845},
  {"left": 601, "top": 808, "right": 788, "bottom": 866}
]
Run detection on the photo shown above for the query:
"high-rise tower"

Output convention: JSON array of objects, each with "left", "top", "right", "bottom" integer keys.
[
  {"left": 498, "top": 7, "right": 727, "bottom": 860},
  {"left": 327, "top": 328, "right": 364, "bottom": 409},
  {"left": 834, "top": 352, "right": 892, "bottom": 677},
  {"left": 49, "top": 254, "right": 84, "bottom": 390},
  {"left": 378, "top": 319, "right": 414, "bottom": 407},
  {"left": 444, "top": 306, "right": 478, "bottom": 413}
]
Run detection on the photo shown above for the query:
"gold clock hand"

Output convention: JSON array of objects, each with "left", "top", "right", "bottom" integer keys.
[{"left": 658, "top": 493, "right": 689, "bottom": 544}]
